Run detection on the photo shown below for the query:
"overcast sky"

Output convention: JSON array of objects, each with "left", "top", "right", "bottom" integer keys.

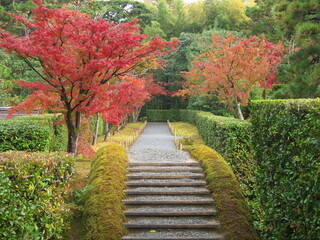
[{"left": 184, "top": 0, "right": 198, "bottom": 3}]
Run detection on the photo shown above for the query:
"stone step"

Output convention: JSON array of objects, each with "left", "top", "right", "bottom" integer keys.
[
  {"left": 129, "top": 162, "right": 200, "bottom": 167},
  {"left": 124, "top": 206, "right": 217, "bottom": 216},
  {"left": 123, "top": 196, "right": 214, "bottom": 205},
  {"left": 127, "top": 167, "right": 203, "bottom": 173},
  {"left": 126, "top": 179, "right": 207, "bottom": 187},
  {"left": 127, "top": 172, "right": 204, "bottom": 179},
  {"left": 122, "top": 230, "right": 224, "bottom": 240},
  {"left": 124, "top": 217, "right": 220, "bottom": 229},
  {"left": 125, "top": 187, "right": 210, "bottom": 195}
]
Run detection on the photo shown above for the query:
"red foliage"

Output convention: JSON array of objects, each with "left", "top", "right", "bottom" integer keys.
[
  {"left": 184, "top": 35, "right": 284, "bottom": 106},
  {"left": 0, "top": 0, "right": 177, "bottom": 152}
]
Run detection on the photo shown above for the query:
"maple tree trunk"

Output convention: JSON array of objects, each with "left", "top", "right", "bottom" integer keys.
[
  {"left": 92, "top": 114, "right": 100, "bottom": 145},
  {"left": 235, "top": 101, "right": 244, "bottom": 120},
  {"left": 104, "top": 123, "right": 110, "bottom": 141},
  {"left": 66, "top": 111, "right": 81, "bottom": 154}
]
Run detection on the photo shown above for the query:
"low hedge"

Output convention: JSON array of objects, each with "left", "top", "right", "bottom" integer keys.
[
  {"left": 0, "top": 151, "right": 74, "bottom": 239},
  {"left": 180, "top": 110, "right": 256, "bottom": 201},
  {"left": 146, "top": 109, "right": 181, "bottom": 122},
  {"left": 0, "top": 114, "right": 68, "bottom": 152},
  {"left": 188, "top": 145, "right": 259, "bottom": 240},
  {"left": 251, "top": 99, "right": 320, "bottom": 239},
  {"left": 83, "top": 144, "right": 128, "bottom": 240}
]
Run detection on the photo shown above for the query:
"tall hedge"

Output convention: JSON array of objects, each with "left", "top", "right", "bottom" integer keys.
[
  {"left": 0, "top": 151, "right": 74, "bottom": 239},
  {"left": 251, "top": 99, "right": 320, "bottom": 239},
  {"left": 0, "top": 114, "right": 68, "bottom": 152},
  {"left": 146, "top": 109, "right": 181, "bottom": 122},
  {"left": 180, "top": 109, "right": 256, "bottom": 200},
  {"left": 83, "top": 144, "right": 128, "bottom": 240}
]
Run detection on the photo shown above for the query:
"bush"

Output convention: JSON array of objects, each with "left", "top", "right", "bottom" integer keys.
[
  {"left": 0, "top": 114, "right": 68, "bottom": 152},
  {"left": 146, "top": 109, "right": 181, "bottom": 122},
  {"left": 83, "top": 144, "right": 128, "bottom": 240},
  {"left": 188, "top": 145, "right": 259, "bottom": 240},
  {"left": 0, "top": 151, "right": 75, "bottom": 240},
  {"left": 251, "top": 99, "right": 320, "bottom": 239},
  {"left": 180, "top": 110, "right": 256, "bottom": 201}
]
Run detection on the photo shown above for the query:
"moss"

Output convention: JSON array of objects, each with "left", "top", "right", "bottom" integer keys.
[
  {"left": 83, "top": 144, "right": 129, "bottom": 240},
  {"left": 188, "top": 145, "right": 259, "bottom": 240}
]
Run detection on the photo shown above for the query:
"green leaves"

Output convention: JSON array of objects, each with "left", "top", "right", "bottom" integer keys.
[
  {"left": 251, "top": 99, "right": 320, "bottom": 239},
  {"left": 0, "top": 151, "right": 74, "bottom": 240},
  {"left": 0, "top": 114, "right": 67, "bottom": 152}
]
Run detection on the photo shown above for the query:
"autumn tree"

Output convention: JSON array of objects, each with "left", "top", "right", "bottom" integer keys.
[
  {"left": 0, "top": 0, "right": 177, "bottom": 153},
  {"left": 184, "top": 35, "right": 284, "bottom": 120}
]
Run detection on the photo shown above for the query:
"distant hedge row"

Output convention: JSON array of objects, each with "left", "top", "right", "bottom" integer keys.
[
  {"left": 83, "top": 144, "right": 128, "bottom": 240},
  {"left": 0, "top": 114, "right": 68, "bottom": 152},
  {"left": 251, "top": 99, "right": 320, "bottom": 239},
  {"left": 0, "top": 151, "right": 74, "bottom": 239},
  {"left": 146, "top": 109, "right": 181, "bottom": 122}
]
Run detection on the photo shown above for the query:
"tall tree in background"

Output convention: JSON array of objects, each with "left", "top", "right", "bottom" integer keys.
[
  {"left": 102, "top": 0, "right": 153, "bottom": 28},
  {"left": 245, "top": 0, "right": 280, "bottom": 41},
  {"left": 272, "top": 0, "right": 320, "bottom": 98},
  {"left": 156, "top": 0, "right": 175, "bottom": 38},
  {"left": 0, "top": 0, "right": 177, "bottom": 153},
  {"left": 183, "top": 35, "right": 284, "bottom": 119}
]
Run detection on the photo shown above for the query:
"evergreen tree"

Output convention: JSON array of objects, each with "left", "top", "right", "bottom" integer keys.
[{"left": 272, "top": 0, "right": 320, "bottom": 98}]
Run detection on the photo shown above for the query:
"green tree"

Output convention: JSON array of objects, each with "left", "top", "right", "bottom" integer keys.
[
  {"left": 102, "top": 0, "right": 153, "bottom": 28},
  {"left": 184, "top": 0, "right": 207, "bottom": 33},
  {"left": 156, "top": 0, "right": 175, "bottom": 38},
  {"left": 144, "top": 21, "right": 166, "bottom": 40},
  {"left": 244, "top": 0, "right": 281, "bottom": 41},
  {"left": 271, "top": 0, "right": 320, "bottom": 98}
]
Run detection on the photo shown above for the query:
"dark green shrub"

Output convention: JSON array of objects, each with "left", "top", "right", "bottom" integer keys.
[
  {"left": 251, "top": 99, "right": 320, "bottom": 239},
  {"left": 83, "top": 144, "right": 128, "bottom": 240},
  {"left": 0, "top": 120, "right": 53, "bottom": 152},
  {"left": 146, "top": 109, "right": 181, "bottom": 122},
  {"left": 180, "top": 110, "right": 256, "bottom": 201},
  {"left": 188, "top": 145, "right": 259, "bottom": 240},
  {"left": 0, "top": 151, "right": 75, "bottom": 240},
  {"left": 0, "top": 114, "right": 68, "bottom": 152}
]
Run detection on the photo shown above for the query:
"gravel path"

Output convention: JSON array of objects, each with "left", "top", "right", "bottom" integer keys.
[{"left": 127, "top": 122, "right": 195, "bottom": 163}]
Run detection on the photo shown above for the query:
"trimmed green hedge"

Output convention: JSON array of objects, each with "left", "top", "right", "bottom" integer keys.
[
  {"left": 180, "top": 110, "right": 256, "bottom": 200},
  {"left": 83, "top": 144, "right": 128, "bottom": 240},
  {"left": 188, "top": 145, "right": 259, "bottom": 240},
  {"left": 0, "top": 114, "right": 68, "bottom": 152},
  {"left": 146, "top": 109, "right": 181, "bottom": 122},
  {"left": 0, "top": 151, "right": 74, "bottom": 239},
  {"left": 251, "top": 99, "right": 320, "bottom": 239}
]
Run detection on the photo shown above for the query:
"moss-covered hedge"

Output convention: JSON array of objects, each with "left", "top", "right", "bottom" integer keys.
[
  {"left": 180, "top": 110, "right": 256, "bottom": 200},
  {"left": 0, "top": 151, "right": 74, "bottom": 239},
  {"left": 188, "top": 145, "right": 259, "bottom": 240},
  {"left": 83, "top": 144, "right": 128, "bottom": 240},
  {"left": 0, "top": 114, "right": 67, "bottom": 152},
  {"left": 146, "top": 109, "right": 181, "bottom": 122},
  {"left": 251, "top": 99, "right": 320, "bottom": 239}
]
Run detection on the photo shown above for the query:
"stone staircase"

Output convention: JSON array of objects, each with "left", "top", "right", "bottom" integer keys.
[{"left": 122, "top": 162, "right": 224, "bottom": 240}]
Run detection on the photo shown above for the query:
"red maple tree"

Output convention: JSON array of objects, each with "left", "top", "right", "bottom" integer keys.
[
  {"left": 184, "top": 35, "right": 284, "bottom": 119},
  {"left": 0, "top": 0, "right": 177, "bottom": 153}
]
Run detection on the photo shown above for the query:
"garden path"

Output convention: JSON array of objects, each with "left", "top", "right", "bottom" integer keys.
[{"left": 122, "top": 122, "right": 223, "bottom": 240}]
